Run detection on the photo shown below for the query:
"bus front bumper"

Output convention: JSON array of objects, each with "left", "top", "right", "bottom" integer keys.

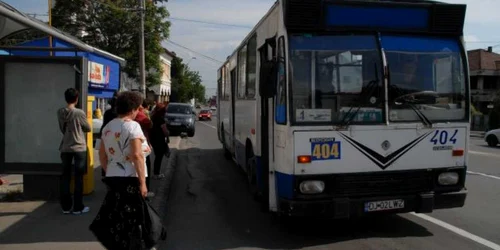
[{"left": 278, "top": 189, "right": 467, "bottom": 218}]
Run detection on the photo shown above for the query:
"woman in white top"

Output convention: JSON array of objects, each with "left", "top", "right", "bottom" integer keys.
[{"left": 90, "top": 91, "right": 155, "bottom": 249}]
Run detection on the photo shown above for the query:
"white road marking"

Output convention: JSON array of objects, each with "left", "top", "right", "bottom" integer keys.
[
  {"left": 411, "top": 213, "right": 500, "bottom": 250},
  {"left": 199, "top": 121, "right": 217, "bottom": 130},
  {"left": 469, "top": 150, "right": 500, "bottom": 158},
  {"left": 467, "top": 171, "right": 500, "bottom": 180}
]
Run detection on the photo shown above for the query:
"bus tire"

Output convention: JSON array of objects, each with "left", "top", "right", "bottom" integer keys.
[
  {"left": 221, "top": 127, "right": 231, "bottom": 160},
  {"left": 246, "top": 156, "right": 259, "bottom": 199}
]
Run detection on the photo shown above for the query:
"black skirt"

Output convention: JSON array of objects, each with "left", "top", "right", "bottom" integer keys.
[{"left": 89, "top": 177, "right": 147, "bottom": 250}]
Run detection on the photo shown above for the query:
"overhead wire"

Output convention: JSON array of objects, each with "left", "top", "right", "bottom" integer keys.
[
  {"left": 166, "top": 39, "right": 223, "bottom": 64},
  {"left": 166, "top": 17, "right": 252, "bottom": 29}
]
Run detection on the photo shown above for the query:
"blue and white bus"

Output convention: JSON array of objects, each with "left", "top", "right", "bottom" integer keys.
[{"left": 217, "top": 0, "right": 469, "bottom": 218}]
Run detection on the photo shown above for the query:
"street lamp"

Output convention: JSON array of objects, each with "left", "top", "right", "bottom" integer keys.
[{"left": 186, "top": 56, "right": 196, "bottom": 68}]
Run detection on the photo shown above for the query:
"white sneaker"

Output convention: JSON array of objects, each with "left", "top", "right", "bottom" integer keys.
[
  {"left": 72, "top": 206, "right": 90, "bottom": 215},
  {"left": 62, "top": 210, "right": 71, "bottom": 215}
]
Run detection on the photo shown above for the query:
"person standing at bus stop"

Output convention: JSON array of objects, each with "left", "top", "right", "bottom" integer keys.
[
  {"left": 57, "top": 88, "right": 91, "bottom": 215},
  {"left": 99, "top": 91, "right": 119, "bottom": 177},
  {"left": 135, "top": 99, "right": 154, "bottom": 197}
]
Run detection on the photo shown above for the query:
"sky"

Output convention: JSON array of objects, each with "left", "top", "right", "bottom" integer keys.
[{"left": 4, "top": 0, "right": 500, "bottom": 98}]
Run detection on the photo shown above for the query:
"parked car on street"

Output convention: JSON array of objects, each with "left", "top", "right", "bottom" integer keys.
[
  {"left": 198, "top": 109, "right": 212, "bottom": 121},
  {"left": 165, "top": 102, "right": 196, "bottom": 137},
  {"left": 485, "top": 128, "right": 500, "bottom": 147}
]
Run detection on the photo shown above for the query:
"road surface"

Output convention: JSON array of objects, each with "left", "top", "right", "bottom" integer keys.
[{"left": 160, "top": 117, "right": 500, "bottom": 250}]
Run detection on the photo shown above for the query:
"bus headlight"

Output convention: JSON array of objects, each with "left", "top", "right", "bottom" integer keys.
[
  {"left": 299, "top": 180, "right": 325, "bottom": 194},
  {"left": 438, "top": 172, "right": 459, "bottom": 185}
]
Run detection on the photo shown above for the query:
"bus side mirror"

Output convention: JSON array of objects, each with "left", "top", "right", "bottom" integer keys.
[{"left": 259, "top": 60, "right": 277, "bottom": 98}]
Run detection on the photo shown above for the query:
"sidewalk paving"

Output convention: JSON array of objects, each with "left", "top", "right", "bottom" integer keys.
[
  {"left": 471, "top": 130, "right": 486, "bottom": 139},
  {"left": 0, "top": 137, "right": 181, "bottom": 250}
]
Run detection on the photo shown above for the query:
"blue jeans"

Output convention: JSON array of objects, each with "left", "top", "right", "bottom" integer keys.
[{"left": 60, "top": 151, "right": 87, "bottom": 211}]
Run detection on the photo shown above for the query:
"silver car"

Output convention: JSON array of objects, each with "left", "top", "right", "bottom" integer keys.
[{"left": 165, "top": 103, "right": 196, "bottom": 137}]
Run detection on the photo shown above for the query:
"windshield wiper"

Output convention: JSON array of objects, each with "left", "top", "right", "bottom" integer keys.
[
  {"left": 338, "top": 64, "right": 380, "bottom": 129},
  {"left": 338, "top": 79, "right": 379, "bottom": 128},
  {"left": 390, "top": 86, "right": 436, "bottom": 127}
]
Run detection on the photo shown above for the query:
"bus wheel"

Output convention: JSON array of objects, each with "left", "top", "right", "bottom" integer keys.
[
  {"left": 221, "top": 127, "right": 231, "bottom": 160},
  {"left": 247, "top": 156, "right": 259, "bottom": 200}
]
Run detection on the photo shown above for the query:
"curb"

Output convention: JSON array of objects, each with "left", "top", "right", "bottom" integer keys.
[
  {"left": 470, "top": 133, "right": 485, "bottom": 139},
  {"left": 150, "top": 137, "right": 181, "bottom": 219}
]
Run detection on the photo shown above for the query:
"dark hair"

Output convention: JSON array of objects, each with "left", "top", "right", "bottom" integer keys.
[
  {"left": 151, "top": 104, "right": 167, "bottom": 122},
  {"left": 64, "top": 88, "right": 79, "bottom": 104},
  {"left": 108, "top": 91, "right": 119, "bottom": 107},
  {"left": 142, "top": 99, "right": 150, "bottom": 108},
  {"left": 116, "top": 91, "right": 144, "bottom": 115}
]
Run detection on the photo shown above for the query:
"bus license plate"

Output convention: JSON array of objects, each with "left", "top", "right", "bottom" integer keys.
[{"left": 365, "top": 199, "right": 404, "bottom": 212}]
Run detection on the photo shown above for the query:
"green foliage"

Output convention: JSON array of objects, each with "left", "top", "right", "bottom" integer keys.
[
  {"left": 0, "top": 29, "right": 48, "bottom": 46},
  {"left": 170, "top": 57, "right": 206, "bottom": 103},
  {"left": 488, "top": 93, "right": 500, "bottom": 130},
  {"left": 51, "top": 0, "right": 170, "bottom": 86}
]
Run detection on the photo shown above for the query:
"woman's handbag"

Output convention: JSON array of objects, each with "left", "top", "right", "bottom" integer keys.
[
  {"left": 129, "top": 225, "right": 147, "bottom": 250},
  {"left": 141, "top": 200, "right": 167, "bottom": 249}
]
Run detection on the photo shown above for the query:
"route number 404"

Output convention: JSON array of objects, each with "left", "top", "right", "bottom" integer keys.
[
  {"left": 430, "top": 129, "right": 459, "bottom": 145},
  {"left": 312, "top": 142, "right": 341, "bottom": 160}
]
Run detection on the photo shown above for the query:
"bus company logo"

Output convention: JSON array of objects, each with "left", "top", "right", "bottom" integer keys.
[
  {"left": 310, "top": 137, "right": 336, "bottom": 143},
  {"left": 339, "top": 131, "right": 434, "bottom": 170}
]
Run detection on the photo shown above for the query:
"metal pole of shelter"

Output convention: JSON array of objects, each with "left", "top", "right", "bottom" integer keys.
[
  {"left": 48, "top": 0, "right": 53, "bottom": 56},
  {"left": 139, "top": 0, "right": 146, "bottom": 97}
]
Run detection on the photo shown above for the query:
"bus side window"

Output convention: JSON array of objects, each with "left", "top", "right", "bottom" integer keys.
[{"left": 276, "top": 36, "right": 287, "bottom": 124}]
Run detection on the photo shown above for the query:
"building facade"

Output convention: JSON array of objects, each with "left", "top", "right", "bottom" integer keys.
[
  {"left": 468, "top": 47, "right": 500, "bottom": 114},
  {"left": 149, "top": 49, "right": 175, "bottom": 103}
]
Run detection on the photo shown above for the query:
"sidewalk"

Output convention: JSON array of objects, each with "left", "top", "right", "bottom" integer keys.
[
  {"left": 0, "top": 137, "right": 181, "bottom": 250},
  {"left": 471, "top": 130, "right": 485, "bottom": 139},
  {"left": 0, "top": 175, "right": 23, "bottom": 201}
]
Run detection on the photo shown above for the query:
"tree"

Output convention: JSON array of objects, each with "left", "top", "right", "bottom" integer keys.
[
  {"left": 51, "top": 0, "right": 170, "bottom": 86},
  {"left": 169, "top": 56, "right": 206, "bottom": 103}
]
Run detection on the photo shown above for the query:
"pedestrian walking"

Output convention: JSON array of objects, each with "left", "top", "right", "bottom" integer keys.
[
  {"left": 150, "top": 103, "right": 170, "bottom": 179},
  {"left": 90, "top": 91, "right": 166, "bottom": 249},
  {"left": 57, "top": 88, "right": 91, "bottom": 215}
]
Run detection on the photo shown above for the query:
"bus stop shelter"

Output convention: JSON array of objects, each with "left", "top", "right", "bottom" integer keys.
[{"left": 0, "top": 2, "right": 124, "bottom": 199}]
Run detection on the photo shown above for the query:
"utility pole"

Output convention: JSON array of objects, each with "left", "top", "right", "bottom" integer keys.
[{"left": 139, "top": 0, "right": 146, "bottom": 97}]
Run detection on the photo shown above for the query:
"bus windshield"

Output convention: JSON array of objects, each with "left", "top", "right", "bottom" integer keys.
[
  {"left": 289, "top": 35, "right": 383, "bottom": 124},
  {"left": 383, "top": 36, "right": 467, "bottom": 122}
]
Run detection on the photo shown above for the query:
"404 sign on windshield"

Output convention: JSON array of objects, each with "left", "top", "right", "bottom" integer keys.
[{"left": 310, "top": 138, "right": 341, "bottom": 161}]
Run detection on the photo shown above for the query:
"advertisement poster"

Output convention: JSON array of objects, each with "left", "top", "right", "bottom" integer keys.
[{"left": 88, "top": 61, "right": 110, "bottom": 88}]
